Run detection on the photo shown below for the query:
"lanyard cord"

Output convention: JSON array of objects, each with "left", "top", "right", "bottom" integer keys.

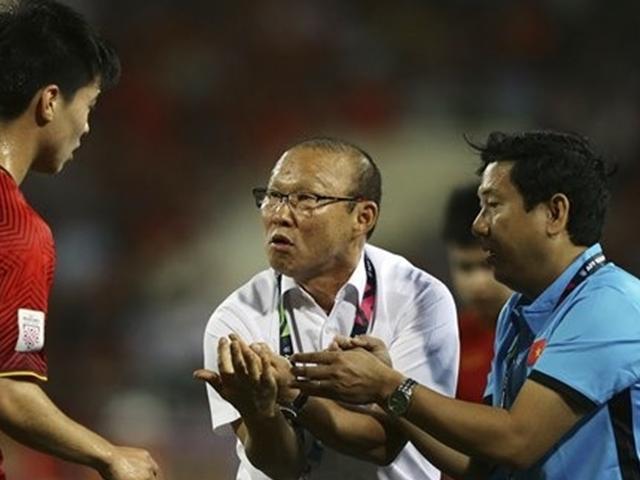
[{"left": 277, "top": 255, "right": 377, "bottom": 357}]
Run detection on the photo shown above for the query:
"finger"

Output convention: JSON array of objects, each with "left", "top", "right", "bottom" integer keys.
[
  {"left": 193, "top": 369, "right": 224, "bottom": 394},
  {"left": 228, "top": 332, "right": 244, "bottom": 343},
  {"left": 234, "top": 336, "right": 259, "bottom": 377},
  {"left": 333, "top": 335, "right": 355, "bottom": 350},
  {"left": 241, "top": 342, "right": 262, "bottom": 383},
  {"left": 252, "top": 341, "right": 272, "bottom": 353},
  {"left": 250, "top": 343, "right": 277, "bottom": 368},
  {"left": 290, "top": 351, "right": 338, "bottom": 365},
  {"left": 232, "top": 335, "right": 254, "bottom": 359},
  {"left": 193, "top": 368, "right": 222, "bottom": 387},
  {"left": 289, "top": 379, "right": 341, "bottom": 400},
  {"left": 149, "top": 456, "right": 160, "bottom": 476},
  {"left": 259, "top": 350, "right": 277, "bottom": 387},
  {"left": 291, "top": 364, "right": 335, "bottom": 380},
  {"left": 327, "top": 340, "right": 340, "bottom": 351},
  {"left": 250, "top": 342, "right": 272, "bottom": 358},
  {"left": 217, "top": 337, "right": 234, "bottom": 375},
  {"left": 231, "top": 333, "right": 252, "bottom": 350},
  {"left": 230, "top": 340, "right": 249, "bottom": 376},
  {"left": 352, "top": 335, "right": 382, "bottom": 349}
]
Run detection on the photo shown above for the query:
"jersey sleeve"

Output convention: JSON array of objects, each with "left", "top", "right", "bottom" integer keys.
[
  {"left": 389, "top": 280, "right": 459, "bottom": 397},
  {"left": 0, "top": 235, "right": 50, "bottom": 381},
  {"left": 530, "top": 288, "right": 640, "bottom": 409}
]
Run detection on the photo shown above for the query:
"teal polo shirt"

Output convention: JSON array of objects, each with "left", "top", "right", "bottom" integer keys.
[{"left": 484, "top": 244, "right": 640, "bottom": 479}]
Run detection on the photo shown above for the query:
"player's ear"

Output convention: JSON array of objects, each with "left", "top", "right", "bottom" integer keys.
[{"left": 36, "top": 85, "right": 61, "bottom": 125}]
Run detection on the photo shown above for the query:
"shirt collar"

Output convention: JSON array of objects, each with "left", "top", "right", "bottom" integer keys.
[
  {"left": 279, "top": 249, "right": 367, "bottom": 306},
  {"left": 516, "top": 243, "right": 603, "bottom": 334}
]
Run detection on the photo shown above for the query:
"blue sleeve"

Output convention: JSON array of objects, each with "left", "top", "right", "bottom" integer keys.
[
  {"left": 483, "top": 300, "right": 514, "bottom": 405},
  {"left": 531, "top": 288, "right": 640, "bottom": 407}
]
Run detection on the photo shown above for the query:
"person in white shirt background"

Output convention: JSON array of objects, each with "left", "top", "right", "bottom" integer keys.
[{"left": 194, "top": 137, "right": 459, "bottom": 480}]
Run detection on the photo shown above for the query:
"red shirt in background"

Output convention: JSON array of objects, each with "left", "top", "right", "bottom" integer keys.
[{"left": 456, "top": 310, "right": 495, "bottom": 403}]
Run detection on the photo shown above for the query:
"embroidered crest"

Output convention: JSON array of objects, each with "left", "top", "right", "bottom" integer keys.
[
  {"left": 15, "top": 309, "right": 45, "bottom": 352},
  {"left": 527, "top": 338, "right": 547, "bottom": 366}
]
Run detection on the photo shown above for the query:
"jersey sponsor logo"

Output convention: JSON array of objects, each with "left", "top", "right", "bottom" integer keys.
[
  {"left": 527, "top": 338, "right": 547, "bottom": 366},
  {"left": 15, "top": 308, "right": 45, "bottom": 352}
]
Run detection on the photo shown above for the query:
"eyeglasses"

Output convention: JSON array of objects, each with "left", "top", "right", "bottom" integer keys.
[{"left": 252, "top": 187, "right": 362, "bottom": 214}]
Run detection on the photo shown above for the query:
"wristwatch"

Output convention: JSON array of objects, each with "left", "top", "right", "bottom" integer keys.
[
  {"left": 279, "top": 391, "right": 309, "bottom": 422},
  {"left": 386, "top": 378, "right": 418, "bottom": 417}
]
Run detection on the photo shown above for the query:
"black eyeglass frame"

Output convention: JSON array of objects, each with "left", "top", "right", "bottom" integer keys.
[{"left": 251, "top": 187, "right": 363, "bottom": 211}]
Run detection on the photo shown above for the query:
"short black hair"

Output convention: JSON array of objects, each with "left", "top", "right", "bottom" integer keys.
[
  {"left": 442, "top": 183, "right": 481, "bottom": 247},
  {"left": 468, "top": 130, "right": 613, "bottom": 246},
  {"left": 292, "top": 137, "right": 382, "bottom": 208},
  {"left": 0, "top": 0, "right": 121, "bottom": 120}
]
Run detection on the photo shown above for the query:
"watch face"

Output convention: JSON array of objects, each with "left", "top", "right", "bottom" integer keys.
[{"left": 388, "top": 390, "right": 409, "bottom": 415}]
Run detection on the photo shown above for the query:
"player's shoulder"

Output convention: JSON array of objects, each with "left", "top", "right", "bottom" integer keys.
[
  {"left": 0, "top": 170, "right": 26, "bottom": 214},
  {"left": 0, "top": 172, "right": 48, "bottom": 245},
  {"left": 207, "top": 268, "right": 278, "bottom": 324},
  {"left": 365, "top": 243, "right": 452, "bottom": 300}
]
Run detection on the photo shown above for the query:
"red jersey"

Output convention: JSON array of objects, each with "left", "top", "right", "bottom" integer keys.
[
  {"left": 456, "top": 310, "right": 495, "bottom": 403},
  {"left": 0, "top": 168, "right": 56, "bottom": 479}
]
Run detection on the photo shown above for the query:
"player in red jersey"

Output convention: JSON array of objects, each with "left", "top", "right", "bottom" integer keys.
[
  {"left": 441, "top": 184, "right": 511, "bottom": 403},
  {"left": 0, "top": 2, "right": 160, "bottom": 479}
]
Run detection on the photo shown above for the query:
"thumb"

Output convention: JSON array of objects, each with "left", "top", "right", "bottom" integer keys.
[{"left": 193, "top": 368, "right": 222, "bottom": 387}]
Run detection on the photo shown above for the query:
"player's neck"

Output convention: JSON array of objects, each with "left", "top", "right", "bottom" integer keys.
[
  {"left": 0, "top": 122, "right": 38, "bottom": 186},
  {"left": 299, "top": 247, "right": 363, "bottom": 314}
]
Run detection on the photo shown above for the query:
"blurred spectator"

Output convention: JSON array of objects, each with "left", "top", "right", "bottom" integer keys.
[{"left": 442, "top": 184, "right": 511, "bottom": 403}]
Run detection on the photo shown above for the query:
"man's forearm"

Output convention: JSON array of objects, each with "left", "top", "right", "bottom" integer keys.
[
  {"left": 401, "top": 385, "right": 521, "bottom": 465},
  {"left": 397, "top": 418, "right": 493, "bottom": 479},
  {"left": 240, "top": 413, "right": 306, "bottom": 480},
  {"left": 0, "top": 378, "right": 114, "bottom": 472},
  {"left": 297, "top": 397, "right": 406, "bottom": 465}
]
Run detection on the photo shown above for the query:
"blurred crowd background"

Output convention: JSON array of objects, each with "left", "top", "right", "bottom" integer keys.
[{"left": 2, "top": 0, "right": 640, "bottom": 478}]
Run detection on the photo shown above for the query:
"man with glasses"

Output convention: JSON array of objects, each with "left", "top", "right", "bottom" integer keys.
[{"left": 194, "top": 137, "right": 459, "bottom": 479}]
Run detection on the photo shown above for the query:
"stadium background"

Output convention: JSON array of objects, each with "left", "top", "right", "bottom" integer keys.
[{"left": 2, "top": 0, "right": 640, "bottom": 478}]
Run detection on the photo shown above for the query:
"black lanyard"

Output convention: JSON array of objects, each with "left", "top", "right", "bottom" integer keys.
[
  {"left": 500, "top": 253, "right": 607, "bottom": 408},
  {"left": 276, "top": 255, "right": 377, "bottom": 357}
]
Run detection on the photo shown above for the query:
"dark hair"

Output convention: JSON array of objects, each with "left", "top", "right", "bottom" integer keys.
[
  {"left": 442, "top": 183, "right": 481, "bottom": 247},
  {"left": 468, "top": 130, "right": 613, "bottom": 246},
  {"left": 0, "top": 0, "right": 121, "bottom": 120}
]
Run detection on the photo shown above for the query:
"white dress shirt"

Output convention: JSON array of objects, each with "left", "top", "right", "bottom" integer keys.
[{"left": 204, "top": 244, "right": 459, "bottom": 479}]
